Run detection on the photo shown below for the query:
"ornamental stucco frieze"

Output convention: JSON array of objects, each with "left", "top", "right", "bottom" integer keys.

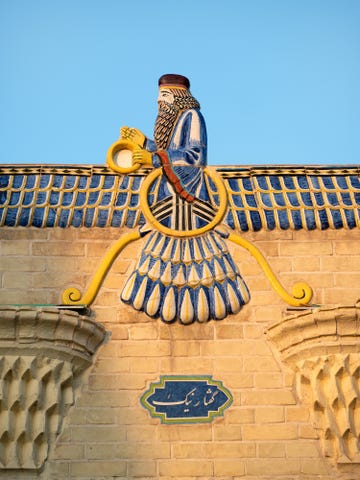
[
  {"left": 268, "top": 304, "right": 360, "bottom": 466},
  {"left": 0, "top": 307, "right": 106, "bottom": 472}
]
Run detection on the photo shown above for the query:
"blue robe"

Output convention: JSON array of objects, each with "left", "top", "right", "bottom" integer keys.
[{"left": 121, "top": 108, "right": 250, "bottom": 323}]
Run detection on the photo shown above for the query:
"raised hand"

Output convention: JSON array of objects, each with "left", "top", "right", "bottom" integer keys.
[{"left": 120, "top": 126, "right": 146, "bottom": 147}]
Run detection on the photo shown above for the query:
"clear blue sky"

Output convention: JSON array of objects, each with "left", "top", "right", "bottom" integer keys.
[{"left": 1, "top": 0, "right": 359, "bottom": 166}]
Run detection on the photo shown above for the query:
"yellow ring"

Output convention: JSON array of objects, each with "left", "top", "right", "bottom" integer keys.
[
  {"left": 140, "top": 167, "right": 228, "bottom": 237},
  {"left": 106, "top": 139, "right": 141, "bottom": 174}
]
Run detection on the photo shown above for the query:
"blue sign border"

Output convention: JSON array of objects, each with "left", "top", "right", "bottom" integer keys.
[{"left": 140, "top": 375, "right": 233, "bottom": 424}]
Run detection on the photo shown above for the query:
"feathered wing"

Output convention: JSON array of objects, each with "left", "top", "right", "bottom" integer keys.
[
  {"left": 0, "top": 165, "right": 149, "bottom": 228},
  {"left": 219, "top": 166, "right": 360, "bottom": 231},
  {"left": 2, "top": 165, "right": 360, "bottom": 231}
]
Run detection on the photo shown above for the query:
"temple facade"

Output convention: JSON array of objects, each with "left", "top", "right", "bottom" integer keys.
[{"left": 0, "top": 163, "right": 360, "bottom": 479}]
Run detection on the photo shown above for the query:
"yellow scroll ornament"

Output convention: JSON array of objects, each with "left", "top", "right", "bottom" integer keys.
[
  {"left": 62, "top": 162, "right": 313, "bottom": 309},
  {"left": 227, "top": 232, "right": 313, "bottom": 307},
  {"left": 62, "top": 230, "right": 141, "bottom": 306}
]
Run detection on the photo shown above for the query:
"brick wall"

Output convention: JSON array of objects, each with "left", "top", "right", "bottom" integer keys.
[{"left": 1, "top": 226, "right": 360, "bottom": 479}]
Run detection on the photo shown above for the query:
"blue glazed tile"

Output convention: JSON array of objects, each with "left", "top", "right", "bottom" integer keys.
[{"left": 141, "top": 376, "right": 233, "bottom": 424}]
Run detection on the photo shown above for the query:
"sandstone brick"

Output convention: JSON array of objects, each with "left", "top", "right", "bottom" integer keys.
[
  {"left": 243, "top": 323, "right": 265, "bottom": 339},
  {"left": 54, "top": 443, "right": 84, "bottom": 460},
  {"left": 121, "top": 239, "right": 147, "bottom": 258},
  {"left": 212, "top": 357, "right": 243, "bottom": 372},
  {"left": 113, "top": 258, "right": 135, "bottom": 274},
  {"left": 226, "top": 408, "right": 255, "bottom": 424},
  {"left": 213, "top": 425, "right": 242, "bottom": 441},
  {"left": 129, "top": 324, "right": 159, "bottom": 340},
  {"left": 120, "top": 341, "right": 170, "bottom": 357},
  {"left": 70, "top": 461, "right": 127, "bottom": 477},
  {"left": 130, "top": 357, "right": 159, "bottom": 373},
  {"left": 34, "top": 271, "right": 86, "bottom": 288},
  {"left": 335, "top": 240, "right": 360, "bottom": 255},
  {"left": 85, "top": 241, "right": 113, "bottom": 257},
  {"left": 323, "top": 288, "right": 360, "bottom": 305},
  {"left": 254, "top": 373, "right": 284, "bottom": 388},
  {"left": 215, "top": 324, "right": 244, "bottom": 339},
  {"left": 286, "top": 406, "right": 310, "bottom": 422},
  {"left": 117, "top": 308, "right": 153, "bottom": 324},
  {"left": 242, "top": 389, "right": 296, "bottom": 406},
  {"left": 0, "top": 228, "right": 48, "bottom": 240},
  {"left": 242, "top": 424, "right": 298, "bottom": 440},
  {"left": 201, "top": 340, "right": 272, "bottom": 356},
  {"left": 173, "top": 441, "right": 255, "bottom": 459},
  {"left": 159, "top": 322, "right": 214, "bottom": 340},
  {"left": 0, "top": 256, "right": 46, "bottom": 272},
  {"left": 253, "top": 306, "right": 285, "bottom": 323},
  {"left": 321, "top": 255, "right": 360, "bottom": 272},
  {"left": 67, "top": 408, "right": 87, "bottom": 425},
  {"left": 125, "top": 425, "right": 158, "bottom": 443},
  {"left": 96, "top": 341, "right": 119, "bottom": 357},
  {"left": 255, "top": 406, "right": 285, "bottom": 423},
  {"left": 76, "top": 256, "right": 102, "bottom": 273},
  {"left": 89, "top": 373, "right": 146, "bottom": 390},
  {"left": 71, "top": 426, "right": 126, "bottom": 442},
  {"left": 280, "top": 241, "right": 333, "bottom": 256},
  {"left": 159, "top": 460, "right": 213, "bottom": 476},
  {"left": 32, "top": 241, "right": 85, "bottom": 256},
  {"left": 86, "top": 442, "right": 170, "bottom": 460},
  {"left": 160, "top": 356, "right": 213, "bottom": 373},
  {"left": 2, "top": 272, "right": 34, "bottom": 288},
  {"left": 47, "top": 461, "right": 70, "bottom": 479},
  {"left": 220, "top": 373, "right": 254, "bottom": 389},
  {"left": 258, "top": 442, "right": 286, "bottom": 457},
  {"left": 251, "top": 291, "right": 282, "bottom": 306},
  {"left": 246, "top": 458, "right": 301, "bottom": 475},
  {"left": 243, "top": 356, "right": 281, "bottom": 372},
  {"left": 106, "top": 325, "right": 129, "bottom": 340},
  {"left": 286, "top": 441, "right": 320, "bottom": 457},
  {"left": 0, "top": 288, "right": 49, "bottom": 304},
  {"left": 214, "top": 459, "right": 245, "bottom": 476},
  {"left": 335, "top": 272, "right": 360, "bottom": 287},
  {"left": 94, "top": 308, "right": 122, "bottom": 325},
  {"left": 48, "top": 228, "right": 78, "bottom": 241},
  {"left": 97, "top": 290, "right": 124, "bottom": 306},
  {"left": 281, "top": 272, "right": 334, "bottom": 289},
  {"left": 254, "top": 240, "right": 280, "bottom": 256},
  {"left": 86, "top": 443, "right": 119, "bottom": 460},
  {"left": 86, "top": 409, "right": 116, "bottom": 424},
  {"left": 76, "top": 391, "right": 132, "bottom": 408},
  {"left": 158, "top": 424, "right": 212, "bottom": 441},
  {"left": 171, "top": 340, "right": 201, "bottom": 356},
  {"left": 292, "top": 256, "right": 321, "bottom": 272},
  {"left": 117, "top": 407, "right": 149, "bottom": 425},
  {"left": 299, "top": 424, "right": 320, "bottom": 439},
  {"left": 301, "top": 458, "right": 330, "bottom": 474},
  {"left": 128, "top": 460, "right": 157, "bottom": 477},
  {"left": 1, "top": 240, "right": 30, "bottom": 255}
]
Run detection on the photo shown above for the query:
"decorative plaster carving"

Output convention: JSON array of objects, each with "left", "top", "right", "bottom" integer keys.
[
  {"left": 60, "top": 74, "right": 313, "bottom": 321},
  {"left": 267, "top": 305, "right": 360, "bottom": 465},
  {"left": 0, "top": 307, "right": 106, "bottom": 472}
]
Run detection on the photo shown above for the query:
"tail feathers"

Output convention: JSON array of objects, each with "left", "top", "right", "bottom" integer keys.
[{"left": 121, "top": 231, "right": 250, "bottom": 324}]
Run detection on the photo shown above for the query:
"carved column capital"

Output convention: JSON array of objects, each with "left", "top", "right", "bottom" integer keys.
[
  {"left": 267, "top": 305, "right": 360, "bottom": 466},
  {"left": 0, "top": 307, "right": 106, "bottom": 472}
]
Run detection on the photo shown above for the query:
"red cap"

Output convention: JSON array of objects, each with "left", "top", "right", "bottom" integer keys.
[{"left": 158, "top": 74, "right": 190, "bottom": 89}]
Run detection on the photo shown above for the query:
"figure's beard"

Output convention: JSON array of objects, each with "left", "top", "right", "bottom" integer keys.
[{"left": 154, "top": 101, "right": 180, "bottom": 150}]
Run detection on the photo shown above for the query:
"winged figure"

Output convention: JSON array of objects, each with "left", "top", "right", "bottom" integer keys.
[{"left": 1, "top": 74, "right": 359, "bottom": 323}]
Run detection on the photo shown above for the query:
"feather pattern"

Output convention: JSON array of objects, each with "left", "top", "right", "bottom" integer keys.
[{"left": 120, "top": 231, "right": 250, "bottom": 324}]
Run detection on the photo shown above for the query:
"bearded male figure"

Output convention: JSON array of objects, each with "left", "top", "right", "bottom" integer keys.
[{"left": 120, "top": 74, "right": 250, "bottom": 324}]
